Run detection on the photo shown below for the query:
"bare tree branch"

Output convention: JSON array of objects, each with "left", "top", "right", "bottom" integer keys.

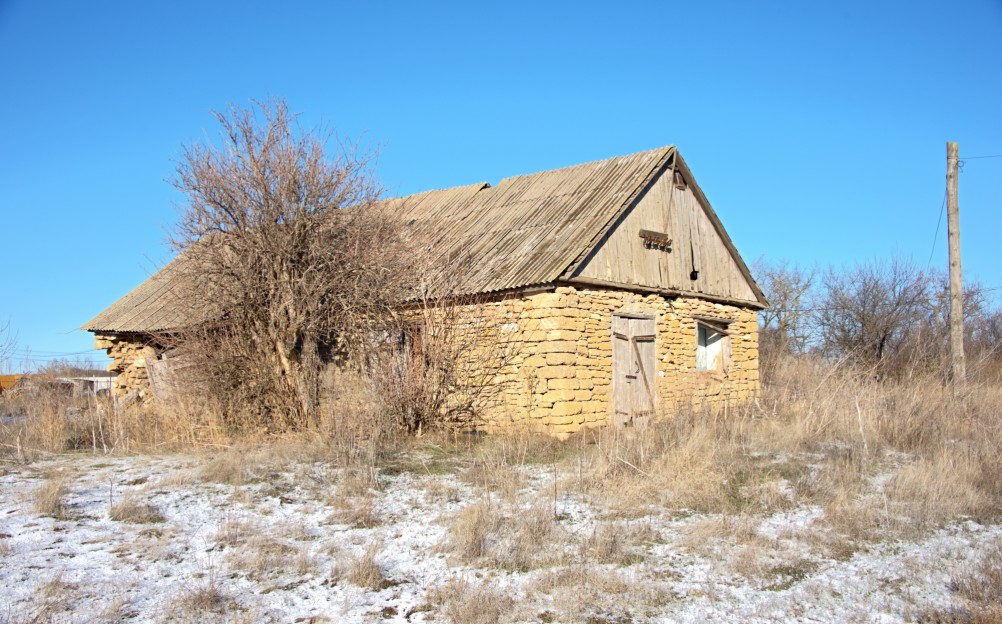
[{"left": 165, "top": 98, "right": 411, "bottom": 429}]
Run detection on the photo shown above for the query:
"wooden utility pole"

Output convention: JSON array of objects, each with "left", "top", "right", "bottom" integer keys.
[{"left": 946, "top": 141, "right": 966, "bottom": 396}]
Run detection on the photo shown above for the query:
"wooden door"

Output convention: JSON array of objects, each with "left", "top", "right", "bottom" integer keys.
[{"left": 612, "top": 315, "right": 657, "bottom": 427}]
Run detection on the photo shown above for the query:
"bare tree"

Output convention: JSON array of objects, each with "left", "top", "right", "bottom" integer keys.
[
  {"left": 168, "top": 98, "right": 410, "bottom": 429},
  {"left": 754, "top": 259, "right": 816, "bottom": 357},
  {"left": 815, "top": 258, "right": 928, "bottom": 371}
]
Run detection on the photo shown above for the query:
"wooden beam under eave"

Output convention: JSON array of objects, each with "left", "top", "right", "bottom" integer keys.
[{"left": 562, "top": 276, "right": 766, "bottom": 310}]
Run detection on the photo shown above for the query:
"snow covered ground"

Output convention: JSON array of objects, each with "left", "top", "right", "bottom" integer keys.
[{"left": 0, "top": 450, "right": 997, "bottom": 623}]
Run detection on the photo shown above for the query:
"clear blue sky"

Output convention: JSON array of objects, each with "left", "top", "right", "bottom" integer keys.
[{"left": 1, "top": 0, "right": 1000, "bottom": 372}]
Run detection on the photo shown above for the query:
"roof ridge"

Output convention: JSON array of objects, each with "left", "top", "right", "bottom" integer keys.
[
  {"left": 383, "top": 146, "right": 674, "bottom": 202},
  {"left": 494, "top": 145, "right": 674, "bottom": 187}
]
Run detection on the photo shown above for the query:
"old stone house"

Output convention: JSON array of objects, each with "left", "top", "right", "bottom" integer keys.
[{"left": 84, "top": 146, "right": 766, "bottom": 435}]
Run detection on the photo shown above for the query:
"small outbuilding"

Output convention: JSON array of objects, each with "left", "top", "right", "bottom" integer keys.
[{"left": 84, "top": 146, "right": 765, "bottom": 435}]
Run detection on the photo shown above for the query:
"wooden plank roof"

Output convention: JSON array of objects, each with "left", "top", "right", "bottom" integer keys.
[
  {"left": 389, "top": 146, "right": 673, "bottom": 296},
  {"left": 83, "top": 146, "right": 761, "bottom": 334}
]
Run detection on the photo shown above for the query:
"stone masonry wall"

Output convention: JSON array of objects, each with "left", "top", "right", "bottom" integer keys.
[
  {"left": 446, "top": 285, "right": 760, "bottom": 436},
  {"left": 92, "top": 285, "right": 759, "bottom": 431},
  {"left": 93, "top": 333, "right": 158, "bottom": 399}
]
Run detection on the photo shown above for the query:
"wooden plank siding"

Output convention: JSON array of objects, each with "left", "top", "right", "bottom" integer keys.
[{"left": 572, "top": 164, "right": 759, "bottom": 305}]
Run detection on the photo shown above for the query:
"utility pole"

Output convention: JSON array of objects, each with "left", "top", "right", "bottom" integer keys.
[{"left": 946, "top": 141, "right": 966, "bottom": 397}]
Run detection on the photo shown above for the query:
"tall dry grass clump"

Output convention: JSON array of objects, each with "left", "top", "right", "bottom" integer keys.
[
  {"left": 428, "top": 578, "right": 514, "bottom": 624},
  {"left": 0, "top": 356, "right": 408, "bottom": 469},
  {"left": 576, "top": 353, "right": 1001, "bottom": 539},
  {"left": 32, "top": 475, "right": 69, "bottom": 519},
  {"left": 443, "top": 498, "right": 560, "bottom": 571},
  {"left": 0, "top": 386, "right": 239, "bottom": 460},
  {"left": 762, "top": 355, "right": 1002, "bottom": 528}
]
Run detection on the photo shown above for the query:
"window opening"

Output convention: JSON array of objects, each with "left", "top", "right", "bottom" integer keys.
[{"left": 696, "top": 323, "right": 728, "bottom": 371}]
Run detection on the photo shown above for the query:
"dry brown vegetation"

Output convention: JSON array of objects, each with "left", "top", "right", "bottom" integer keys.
[
  {"left": 427, "top": 577, "right": 514, "bottom": 624},
  {"left": 575, "top": 355, "right": 1001, "bottom": 541},
  {"left": 916, "top": 544, "right": 1002, "bottom": 623},
  {"left": 31, "top": 474, "right": 69, "bottom": 519},
  {"left": 2, "top": 350, "right": 1000, "bottom": 621},
  {"left": 108, "top": 493, "right": 166, "bottom": 524}
]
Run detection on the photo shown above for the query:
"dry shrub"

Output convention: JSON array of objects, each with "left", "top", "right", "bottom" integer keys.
[
  {"left": 317, "top": 367, "right": 404, "bottom": 469},
  {"left": 109, "top": 493, "right": 165, "bottom": 524},
  {"left": 429, "top": 577, "right": 514, "bottom": 624},
  {"left": 370, "top": 298, "right": 523, "bottom": 434},
  {"left": 32, "top": 476, "right": 69, "bottom": 519}
]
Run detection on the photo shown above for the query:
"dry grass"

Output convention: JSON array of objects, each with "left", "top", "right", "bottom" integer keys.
[
  {"left": 916, "top": 544, "right": 1002, "bottom": 623},
  {"left": 213, "top": 513, "right": 259, "bottom": 549},
  {"left": 886, "top": 449, "right": 994, "bottom": 528},
  {"left": 32, "top": 475, "right": 69, "bottom": 519},
  {"left": 171, "top": 582, "right": 234, "bottom": 620},
  {"left": 569, "top": 355, "right": 1002, "bottom": 547},
  {"left": 443, "top": 498, "right": 560, "bottom": 571},
  {"left": 223, "top": 536, "right": 297, "bottom": 582},
  {"left": 5, "top": 572, "right": 78, "bottom": 623},
  {"left": 428, "top": 577, "right": 514, "bottom": 624},
  {"left": 580, "top": 521, "right": 653, "bottom": 566},
  {"left": 327, "top": 493, "right": 380, "bottom": 528},
  {"left": 109, "top": 492, "right": 166, "bottom": 524},
  {"left": 532, "top": 565, "right": 644, "bottom": 622},
  {"left": 345, "top": 542, "right": 385, "bottom": 589}
]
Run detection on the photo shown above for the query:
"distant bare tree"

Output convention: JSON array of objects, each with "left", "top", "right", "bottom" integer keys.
[
  {"left": 0, "top": 320, "right": 15, "bottom": 375},
  {"left": 754, "top": 259, "right": 816, "bottom": 357},
  {"left": 910, "top": 274, "right": 999, "bottom": 380},
  {"left": 168, "top": 98, "right": 411, "bottom": 429},
  {"left": 815, "top": 258, "right": 928, "bottom": 371}
]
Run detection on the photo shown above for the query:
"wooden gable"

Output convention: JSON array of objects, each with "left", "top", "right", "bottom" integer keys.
[{"left": 568, "top": 154, "right": 764, "bottom": 307}]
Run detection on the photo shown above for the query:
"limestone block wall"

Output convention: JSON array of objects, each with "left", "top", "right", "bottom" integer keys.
[
  {"left": 444, "top": 285, "right": 760, "bottom": 435},
  {"left": 93, "top": 333, "right": 158, "bottom": 399},
  {"left": 91, "top": 285, "right": 759, "bottom": 431}
]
